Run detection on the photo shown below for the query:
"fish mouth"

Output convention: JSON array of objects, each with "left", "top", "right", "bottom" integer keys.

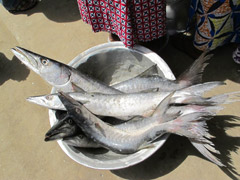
[
  {"left": 26, "top": 95, "right": 59, "bottom": 110},
  {"left": 45, "top": 125, "right": 74, "bottom": 141},
  {"left": 11, "top": 47, "right": 41, "bottom": 75},
  {"left": 45, "top": 132, "right": 67, "bottom": 141},
  {"left": 26, "top": 96, "right": 46, "bottom": 106}
]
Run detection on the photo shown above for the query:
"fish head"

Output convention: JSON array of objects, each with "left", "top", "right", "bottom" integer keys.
[
  {"left": 27, "top": 94, "right": 63, "bottom": 110},
  {"left": 11, "top": 47, "right": 71, "bottom": 86},
  {"left": 45, "top": 116, "right": 80, "bottom": 141}
]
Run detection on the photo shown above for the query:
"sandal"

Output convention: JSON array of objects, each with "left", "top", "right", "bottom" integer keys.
[{"left": 8, "top": 0, "right": 38, "bottom": 14}]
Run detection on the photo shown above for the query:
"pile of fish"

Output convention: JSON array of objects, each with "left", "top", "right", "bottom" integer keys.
[{"left": 12, "top": 47, "right": 240, "bottom": 167}]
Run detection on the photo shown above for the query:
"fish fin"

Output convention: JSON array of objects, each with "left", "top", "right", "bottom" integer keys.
[
  {"left": 210, "top": 91, "right": 240, "bottom": 105},
  {"left": 112, "top": 64, "right": 159, "bottom": 86},
  {"left": 138, "top": 142, "right": 155, "bottom": 150},
  {"left": 175, "top": 81, "right": 226, "bottom": 97},
  {"left": 142, "top": 110, "right": 155, "bottom": 117},
  {"left": 167, "top": 112, "right": 214, "bottom": 141},
  {"left": 177, "top": 50, "right": 212, "bottom": 86},
  {"left": 151, "top": 91, "right": 180, "bottom": 122},
  {"left": 176, "top": 91, "right": 240, "bottom": 106},
  {"left": 190, "top": 141, "right": 225, "bottom": 166},
  {"left": 71, "top": 82, "right": 86, "bottom": 93},
  {"left": 137, "top": 64, "right": 159, "bottom": 77},
  {"left": 171, "top": 95, "right": 214, "bottom": 105},
  {"left": 152, "top": 92, "right": 175, "bottom": 117},
  {"left": 198, "top": 106, "right": 224, "bottom": 115}
]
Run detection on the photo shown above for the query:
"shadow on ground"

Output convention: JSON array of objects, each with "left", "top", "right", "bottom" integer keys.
[
  {"left": 111, "top": 116, "right": 240, "bottom": 180},
  {"left": 160, "top": 40, "right": 240, "bottom": 84},
  {"left": 112, "top": 135, "right": 191, "bottom": 180},
  {"left": 16, "top": 0, "right": 81, "bottom": 23},
  {"left": 0, "top": 52, "right": 30, "bottom": 85}
]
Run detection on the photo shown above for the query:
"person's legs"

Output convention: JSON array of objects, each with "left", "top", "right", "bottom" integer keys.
[{"left": 132, "top": 0, "right": 168, "bottom": 53}]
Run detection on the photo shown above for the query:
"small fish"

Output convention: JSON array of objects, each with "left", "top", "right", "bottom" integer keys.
[
  {"left": 11, "top": 47, "right": 121, "bottom": 94},
  {"left": 112, "top": 51, "right": 212, "bottom": 93},
  {"left": 57, "top": 92, "right": 219, "bottom": 160},
  {"left": 27, "top": 82, "right": 229, "bottom": 117}
]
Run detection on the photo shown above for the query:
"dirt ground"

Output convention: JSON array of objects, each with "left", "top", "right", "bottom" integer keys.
[{"left": 0, "top": 1, "right": 239, "bottom": 180}]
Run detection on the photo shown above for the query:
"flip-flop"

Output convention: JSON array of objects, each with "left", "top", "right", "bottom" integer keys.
[{"left": 8, "top": 0, "right": 38, "bottom": 14}]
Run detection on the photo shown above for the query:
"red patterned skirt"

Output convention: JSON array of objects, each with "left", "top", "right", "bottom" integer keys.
[{"left": 77, "top": 0, "right": 166, "bottom": 47}]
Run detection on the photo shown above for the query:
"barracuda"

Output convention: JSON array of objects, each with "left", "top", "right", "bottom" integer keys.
[
  {"left": 27, "top": 82, "right": 229, "bottom": 117},
  {"left": 11, "top": 47, "right": 122, "bottom": 94}
]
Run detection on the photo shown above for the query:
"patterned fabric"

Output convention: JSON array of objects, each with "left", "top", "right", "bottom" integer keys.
[
  {"left": 77, "top": 0, "right": 166, "bottom": 47},
  {"left": 189, "top": 0, "right": 240, "bottom": 51},
  {"left": 232, "top": 45, "right": 240, "bottom": 64}
]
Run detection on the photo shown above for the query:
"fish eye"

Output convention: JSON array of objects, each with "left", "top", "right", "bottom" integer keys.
[
  {"left": 40, "top": 58, "right": 49, "bottom": 65},
  {"left": 67, "top": 118, "right": 73, "bottom": 125}
]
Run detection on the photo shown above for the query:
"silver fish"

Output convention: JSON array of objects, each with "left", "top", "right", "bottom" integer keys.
[
  {"left": 57, "top": 91, "right": 217, "bottom": 158},
  {"left": 27, "top": 82, "right": 227, "bottom": 117},
  {"left": 11, "top": 47, "right": 121, "bottom": 94},
  {"left": 112, "top": 51, "right": 212, "bottom": 93},
  {"left": 46, "top": 104, "right": 222, "bottom": 146}
]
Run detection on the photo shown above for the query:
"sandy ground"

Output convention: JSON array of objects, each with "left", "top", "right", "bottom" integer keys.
[{"left": 0, "top": 1, "right": 240, "bottom": 180}]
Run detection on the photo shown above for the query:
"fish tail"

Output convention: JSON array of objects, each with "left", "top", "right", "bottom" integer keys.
[
  {"left": 177, "top": 50, "right": 212, "bottom": 86},
  {"left": 211, "top": 91, "right": 240, "bottom": 105},
  {"left": 192, "top": 91, "right": 240, "bottom": 106},
  {"left": 194, "top": 106, "right": 223, "bottom": 115},
  {"left": 184, "top": 105, "right": 223, "bottom": 115},
  {"left": 171, "top": 95, "right": 216, "bottom": 106},
  {"left": 191, "top": 141, "right": 225, "bottom": 166},
  {"left": 175, "top": 81, "right": 226, "bottom": 97},
  {"left": 167, "top": 111, "right": 225, "bottom": 167},
  {"left": 168, "top": 112, "right": 213, "bottom": 142},
  {"left": 173, "top": 90, "right": 240, "bottom": 106}
]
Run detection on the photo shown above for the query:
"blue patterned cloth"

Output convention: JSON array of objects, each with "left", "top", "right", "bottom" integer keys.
[{"left": 189, "top": 0, "right": 240, "bottom": 50}]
